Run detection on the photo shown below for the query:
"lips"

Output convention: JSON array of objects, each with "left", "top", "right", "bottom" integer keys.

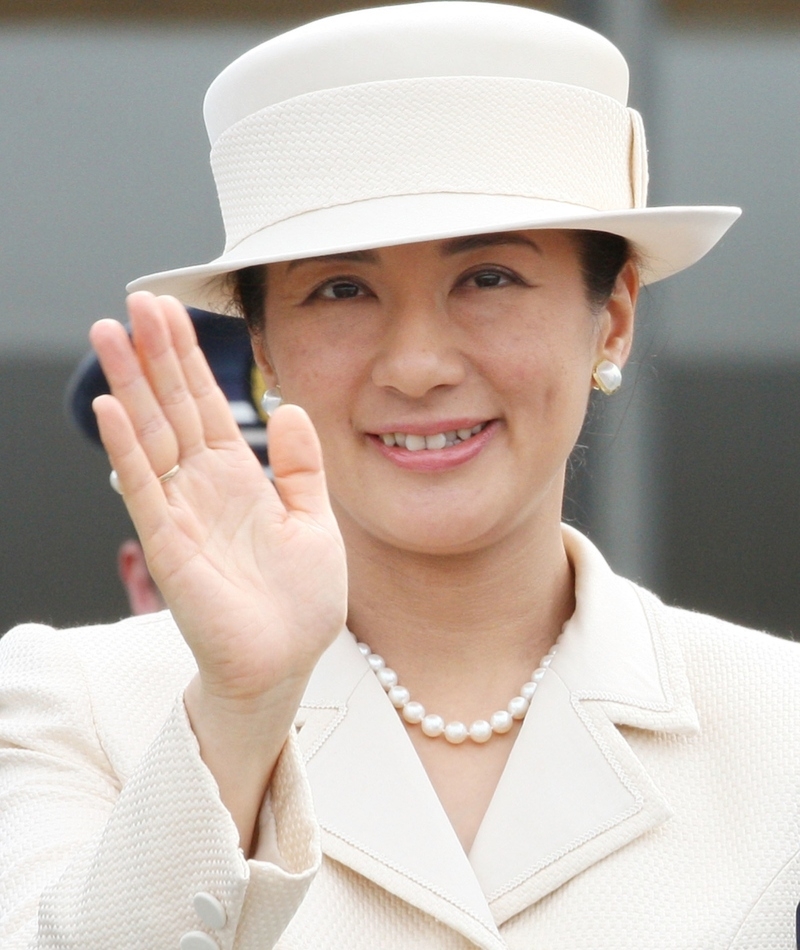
[
  {"left": 379, "top": 423, "right": 487, "bottom": 451},
  {"left": 367, "top": 419, "right": 497, "bottom": 472}
]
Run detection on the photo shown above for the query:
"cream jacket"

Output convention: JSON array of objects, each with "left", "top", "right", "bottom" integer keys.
[{"left": 2, "top": 527, "right": 800, "bottom": 949}]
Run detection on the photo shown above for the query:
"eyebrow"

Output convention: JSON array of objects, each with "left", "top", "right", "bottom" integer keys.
[
  {"left": 439, "top": 232, "right": 543, "bottom": 256},
  {"left": 286, "top": 250, "right": 379, "bottom": 273},
  {"left": 284, "top": 232, "right": 543, "bottom": 273}
]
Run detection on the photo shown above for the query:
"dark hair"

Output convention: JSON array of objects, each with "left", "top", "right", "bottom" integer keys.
[
  {"left": 228, "top": 264, "right": 268, "bottom": 336},
  {"left": 571, "top": 229, "right": 635, "bottom": 313},
  {"left": 229, "top": 229, "right": 634, "bottom": 331}
]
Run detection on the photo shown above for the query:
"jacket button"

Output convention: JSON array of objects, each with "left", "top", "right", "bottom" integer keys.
[
  {"left": 180, "top": 931, "right": 219, "bottom": 950},
  {"left": 193, "top": 891, "right": 228, "bottom": 930}
]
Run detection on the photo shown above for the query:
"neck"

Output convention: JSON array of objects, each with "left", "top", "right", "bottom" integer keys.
[{"left": 341, "top": 513, "right": 574, "bottom": 724}]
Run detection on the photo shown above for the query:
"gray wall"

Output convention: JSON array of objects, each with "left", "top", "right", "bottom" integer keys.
[
  {"left": 1, "top": 12, "right": 798, "bottom": 634},
  {"left": 0, "top": 22, "right": 286, "bottom": 628}
]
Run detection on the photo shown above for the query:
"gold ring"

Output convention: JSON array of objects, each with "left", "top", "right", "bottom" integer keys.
[
  {"left": 158, "top": 463, "right": 181, "bottom": 484},
  {"left": 110, "top": 463, "right": 180, "bottom": 495}
]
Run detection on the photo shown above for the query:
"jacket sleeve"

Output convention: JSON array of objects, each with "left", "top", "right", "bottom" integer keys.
[{"left": 0, "top": 623, "right": 321, "bottom": 950}]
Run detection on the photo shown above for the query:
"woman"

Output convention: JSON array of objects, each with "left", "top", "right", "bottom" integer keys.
[{"left": 2, "top": 4, "right": 799, "bottom": 949}]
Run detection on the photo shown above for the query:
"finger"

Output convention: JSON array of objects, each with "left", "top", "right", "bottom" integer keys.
[
  {"left": 126, "top": 292, "right": 207, "bottom": 458},
  {"left": 268, "top": 404, "right": 334, "bottom": 522},
  {"left": 158, "top": 296, "right": 243, "bottom": 446},
  {"left": 89, "top": 317, "right": 179, "bottom": 479},
  {"left": 92, "top": 392, "right": 172, "bottom": 543}
]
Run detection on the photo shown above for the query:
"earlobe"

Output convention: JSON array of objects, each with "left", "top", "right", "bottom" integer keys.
[
  {"left": 117, "top": 540, "right": 165, "bottom": 616},
  {"left": 600, "top": 259, "right": 639, "bottom": 369},
  {"left": 249, "top": 341, "right": 280, "bottom": 423},
  {"left": 250, "top": 337, "right": 278, "bottom": 389}
]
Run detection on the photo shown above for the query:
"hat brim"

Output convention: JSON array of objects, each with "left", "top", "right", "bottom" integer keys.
[{"left": 127, "top": 194, "right": 741, "bottom": 313}]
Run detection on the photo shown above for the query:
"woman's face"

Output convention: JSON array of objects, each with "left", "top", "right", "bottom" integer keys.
[{"left": 253, "top": 230, "right": 636, "bottom": 556}]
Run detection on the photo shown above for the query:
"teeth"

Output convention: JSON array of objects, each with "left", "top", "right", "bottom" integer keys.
[
  {"left": 379, "top": 423, "right": 486, "bottom": 451},
  {"left": 405, "top": 434, "right": 427, "bottom": 451}
]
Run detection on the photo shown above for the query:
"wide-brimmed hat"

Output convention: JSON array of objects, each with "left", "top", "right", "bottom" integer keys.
[
  {"left": 128, "top": 1, "right": 740, "bottom": 312},
  {"left": 66, "top": 309, "right": 270, "bottom": 466}
]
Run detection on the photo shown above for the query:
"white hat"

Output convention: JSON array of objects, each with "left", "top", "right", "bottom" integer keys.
[{"left": 128, "top": 1, "right": 740, "bottom": 311}]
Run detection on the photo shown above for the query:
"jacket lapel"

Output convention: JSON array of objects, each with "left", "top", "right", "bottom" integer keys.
[
  {"left": 296, "top": 526, "right": 699, "bottom": 939},
  {"left": 297, "top": 632, "right": 505, "bottom": 950},
  {"left": 470, "top": 526, "right": 700, "bottom": 923}
]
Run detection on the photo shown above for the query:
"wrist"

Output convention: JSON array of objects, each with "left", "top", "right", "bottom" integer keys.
[
  {"left": 184, "top": 672, "right": 306, "bottom": 745},
  {"left": 183, "top": 673, "right": 308, "bottom": 855}
]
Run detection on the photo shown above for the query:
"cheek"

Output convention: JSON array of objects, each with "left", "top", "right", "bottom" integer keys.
[
  {"left": 483, "top": 303, "right": 595, "bottom": 388},
  {"left": 481, "top": 307, "right": 596, "bottom": 445},
  {"left": 264, "top": 306, "right": 380, "bottom": 394},
  {"left": 266, "top": 338, "right": 371, "bottom": 449}
]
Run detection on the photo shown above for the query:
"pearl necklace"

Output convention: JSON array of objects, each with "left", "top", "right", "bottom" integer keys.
[{"left": 355, "top": 639, "right": 558, "bottom": 744}]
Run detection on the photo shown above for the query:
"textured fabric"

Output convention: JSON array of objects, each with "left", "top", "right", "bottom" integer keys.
[
  {"left": 1, "top": 530, "right": 800, "bottom": 949},
  {"left": 127, "top": 2, "right": 739, "bottom": 312},
  {"left": 212, "top": 77, "right": 639, "bottom": 252},
  {"left": 0, "top": 616, "right": 319, "bottom": 950}
]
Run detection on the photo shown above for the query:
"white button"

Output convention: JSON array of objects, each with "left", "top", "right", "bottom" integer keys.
[
  {"left": 180, "top": 931, "right": 219, "bottom": 950},
  {"left": 193, "top": 892, "right": 227, "bottom": 930}
]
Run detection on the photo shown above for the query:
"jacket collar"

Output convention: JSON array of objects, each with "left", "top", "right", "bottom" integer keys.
[{"left": 297, "top": 527, "right": 699, "bottom": 945}]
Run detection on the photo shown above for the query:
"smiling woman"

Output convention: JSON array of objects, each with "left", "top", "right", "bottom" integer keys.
[
  {"left": 245, "top": 231, "right": 635, "bottom": 567},
  {"left": 1, "top": 4, "right": 798, "bottom": 950}
]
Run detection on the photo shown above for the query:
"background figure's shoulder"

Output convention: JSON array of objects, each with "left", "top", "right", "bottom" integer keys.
[{"left": 0, "top": 612, "right": 197, "bottom": 779}]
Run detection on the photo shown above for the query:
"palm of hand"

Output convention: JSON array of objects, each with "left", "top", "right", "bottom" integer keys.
[{"left": 90, "top": 294, "right": 347, "bottom": 705}]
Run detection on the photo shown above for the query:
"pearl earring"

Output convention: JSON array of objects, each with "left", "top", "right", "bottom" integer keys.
[
  {"left": 592, "top": 359, "right": 622, "bottom": 395},
  {"left": 260, "top": 387, "right": 283, "bottom": 419}
]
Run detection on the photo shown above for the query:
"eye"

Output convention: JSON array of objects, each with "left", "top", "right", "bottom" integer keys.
[
  {"left": 315, "top": 279, "right": 366, "bottom": 300},
  {"left": 460, "top": 267, "right": 519, "bottom": 290}
]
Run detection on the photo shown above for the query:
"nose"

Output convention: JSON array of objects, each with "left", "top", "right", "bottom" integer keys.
[{"left": 370, "top": 298, "right": 466, "bottom": 398}]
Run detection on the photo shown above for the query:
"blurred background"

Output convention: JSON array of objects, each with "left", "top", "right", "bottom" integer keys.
[{"left": 0, "top": 0, "right": 797, "bottom": 634}]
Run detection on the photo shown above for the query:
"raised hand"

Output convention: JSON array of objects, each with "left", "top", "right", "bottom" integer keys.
[{"left": 90, "top": 292, "right": 347, "bottom": 849}]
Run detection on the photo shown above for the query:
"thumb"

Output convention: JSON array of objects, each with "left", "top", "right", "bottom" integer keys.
[{"left": 268, "top": 404, "right": 332, "bottom": 521}]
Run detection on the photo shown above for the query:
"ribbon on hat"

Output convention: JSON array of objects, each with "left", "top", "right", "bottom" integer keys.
[{"left": 211, "top": 76, "right": 648, "bottom": 254}]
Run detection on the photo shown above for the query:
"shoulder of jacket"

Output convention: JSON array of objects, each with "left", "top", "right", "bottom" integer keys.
[
  {"left": 632, "top": 584, "right": 800, "bottom": 695},
  {"left": 635, "top": 585, "right": 796, "bottom": 650},
  {"left": 1, "top": 610, "right": 189, "bottom": 665},
  {"left": 0, "top": 613, "right": 197, "bottom": 778}
]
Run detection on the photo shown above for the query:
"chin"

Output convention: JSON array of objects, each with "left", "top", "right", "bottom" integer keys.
[
  {"left": 333, "top": 479, "right": 539, "bottom": 556},
  {"left": 373, "top": 507, "right": 512, "bottom": 556}
]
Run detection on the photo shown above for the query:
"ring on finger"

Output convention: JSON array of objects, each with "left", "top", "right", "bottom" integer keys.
[
  {"left": 158, "top": 463, "right": 181, "bottom": 484},
  {"left": 109, "top": 462, "right": 181, "bottom": 495}
]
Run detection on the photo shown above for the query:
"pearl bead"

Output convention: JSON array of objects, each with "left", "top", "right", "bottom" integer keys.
[
  {"left": 594, "top": 359, "right": 622, "bottom": 394},
  {"left": 490, "top": 710, "right": 514, "bottom": 734},
  {"left": 444, "top": 721, "right": 468, "bottom": 744},
  {"left": 520, "top": 681, "right": 538, "bottom": 701},
  {"left": 355, "top": 633, "right": 558, "bottom": 744},
  {"left": 508, "top": 695, "right": 530, "bottom": 720},
  {"left": 402, "top": 701, "right": 425, "bottom": 724},
  {"left": 421, "top": 714, "right": 445, "bottom": 737},
  {"left": 469, "top": 720, "right": 492, "bottom": 743},
  {"left": 387, "top": 685, "right": 410, "bottom": 708},
  {"left": 376, "top": 667, "right": 398, "bottom": 689}
]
